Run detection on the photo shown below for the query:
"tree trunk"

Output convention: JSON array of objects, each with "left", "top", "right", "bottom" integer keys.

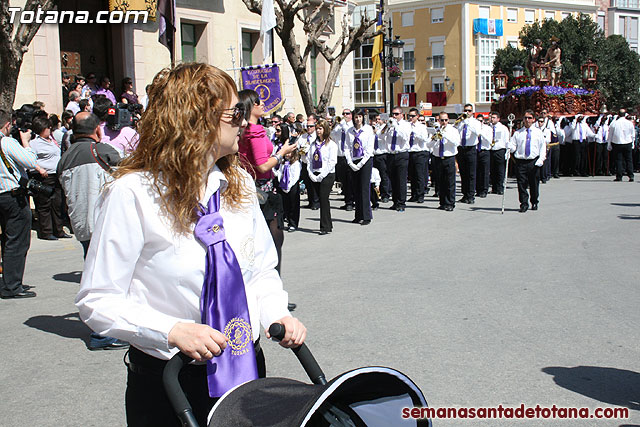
[{"left": 0, "top": 49, "right": 22, "bottom": 112}]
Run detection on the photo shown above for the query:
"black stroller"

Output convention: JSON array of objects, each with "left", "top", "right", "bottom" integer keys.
[{"left": 163, "top": 324, "right": 432, "bottom": 426}]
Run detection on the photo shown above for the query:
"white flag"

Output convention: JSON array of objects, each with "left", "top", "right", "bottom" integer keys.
[{"left": 261, "top": 0, "right": 277, "bottom": 63}]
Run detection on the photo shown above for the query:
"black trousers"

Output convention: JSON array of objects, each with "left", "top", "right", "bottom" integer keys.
[
  {"left": 515, "top": 158, "right": 540, "bottom": 207},
  {"left": 490, "top": 149, "right": 506, "bottom": 193},
  {"left": 573, "top": 142, "right": 588, "bottom": 175},
  {"left": 433, "top": 155, "right": 456, "bottom": 208},
  {"left": 373, "top": 154, "right": 391, "bottom": 199},
  {"left": 312, "top": 172, "right": 335, "bottom": 232},
  {"left": 278, "top": 181, "right": 300, "bottom": 228},
  {"left": 549, "top": 145, "right": 560, "bottom": 176},
  {"left": 300, "top": 163, "right": 318, "bottom": 208},
  {"left": 456, "top": 146, "right": 477, "bottom": 201},
  {"left": 594, "top": 143, "right": 608, "bottom": 175},
  {"left": 125, "top": 345, "right": 266, "bottom": 427},
  {"left": 614, "top": 143, "right": 634, "bottom": 179},
  {"left": 389, "top": 152, "right": 409, "bottom": 209},
  {"left": 562, "top": 142, "right": 574, "bottom": 175},
  {"left": 431, "top": 154, "right": 440, "bottom": 194},
  {"left": 336, "top": 156, "right": 354, "bottom": 206},
  {"left": 408, "top": 151, "right": 428, "bottom": 201},
  {"left": 33, "top": 174, "right": 64, "bottom": 237},
  {"left": 476, "top": 149, "right": 490, "bottom": 195},
  {"left": 0, "top": 191, "right": 32, "bottom": 295},
  {"left": 351, "top": 158, "right": 373, "bottom": 221}
]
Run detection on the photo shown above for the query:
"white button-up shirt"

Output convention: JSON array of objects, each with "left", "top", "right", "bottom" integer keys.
[
  {"left": 489, "top": 122, "right": 510, "bottom": 151},
  {"left": 509, "top": 126, "right": 547, "bottom": 166},
  {"left": 407, "top": 121, "right": 430, "bottom": 152},
  {"left": 373, "top": 126, "right": 388, "bottom": 155},
  {"left": 426, "top": 124, "right": 461, "bottom": 157},
  {"left": 330, "top": 121, "right": 353, "bottom": 157},
  {"left": 607, "top": 116, "right": 635, "bottom": 146},
  {"left": 307, "top": 139, "right": 338, "bottom": 182},
  {"left": 384, "top": 119, "right": 411, "bottom": 153},
  {"left": 456, "top": 117, "right": 482, "bottom": 147},
  {"left": 345, "top": 125, "right": 375, "bottom": 171},
  {"left": 75, "top": 166, "right": 290, "bottom": 360}
]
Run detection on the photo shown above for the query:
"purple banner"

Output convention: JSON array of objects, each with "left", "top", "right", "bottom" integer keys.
[{"left": 240, "top": 64, "right": 284, "bottom": 115}]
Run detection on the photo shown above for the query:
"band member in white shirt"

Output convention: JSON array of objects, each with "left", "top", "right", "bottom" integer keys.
[
  {"left": 299, "top": 119, "right": 319, "bottom": 210},
  {"left": 475, "top": 118, "right": 493, "bottom": 198},
  {"left": 535, "top": 116, "right": 553, "bottom": 183},
  {"left": 509, "top": 110, "right": 546, "bottom": 213},
  {"left": 371, "top": 112, "right": 391, "bottom": 203},
  {"left": 385, "top": 107, "right": 411, "bottom": 212},
  {"left": 607, "top": 109, "right": 635, "bottom": 181},
  {"left": 406, "top": 108, "right": 430, "bottom": 203},
  {"left": 594, "top": 114, "right": 611, "bottom": 176},
  {"left": 571, "top": 114, "right": 594, "bottom": 177},
  {"left": 489, "top": 112, "right": 509, "bottom": 195},
  {"left": 308, "top": 120, "right": 338, "bottom": 234},
  {"left": 456, "top": 104, "right": 482, "bottom": 204},
  {"left": 344, "top": 109, "right": 375, "bottom": 225},
  {"left": 276, "top": 147, "right": 302, "bottom": 232},
  {"left": 540, "top": 109, "right": 560, "bottom": 179},
  {"left": 426, "top": 112, "right": 461, "bottom": 211},
  {"left": 331, "top": 109, "right": 354, "bottom": 210}
]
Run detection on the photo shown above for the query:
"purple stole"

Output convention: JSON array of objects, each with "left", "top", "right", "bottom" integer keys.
[{"left": 352, "top": 129, "right": 364, "bottom": 158}]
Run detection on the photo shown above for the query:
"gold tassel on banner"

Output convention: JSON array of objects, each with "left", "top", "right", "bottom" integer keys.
[{"left": 109, "top": 0, "right": 157, "bottom": 21}]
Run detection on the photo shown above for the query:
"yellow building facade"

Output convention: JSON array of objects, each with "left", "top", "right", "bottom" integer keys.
[{"left": 356, "top": 0, "right": 598, "bottom": 114}]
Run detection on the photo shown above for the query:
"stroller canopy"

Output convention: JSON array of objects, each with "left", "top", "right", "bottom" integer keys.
[{"left": 208, "top": 366, "right": 431, "bottom": 426}]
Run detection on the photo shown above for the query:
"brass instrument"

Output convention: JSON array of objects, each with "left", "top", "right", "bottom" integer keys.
[
  {"left": 452, "top": 112, "right": 469, "bottom": 127},
  {"left": 431, "top": 128, "right": 443, "bottom": 141}
]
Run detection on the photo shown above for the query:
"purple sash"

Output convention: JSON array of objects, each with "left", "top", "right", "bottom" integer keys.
[
  {"left": 312, "top": 142, "right": 323, "bottom": 169},
  {"left": 279, "top": 161, "right": 291, "bottom": 190},
  {"left": 195, "top": 189, "right": 258, "bottom": 397},
  {"left": 353, "top": 129, "right": 364, "bottom": 158}
]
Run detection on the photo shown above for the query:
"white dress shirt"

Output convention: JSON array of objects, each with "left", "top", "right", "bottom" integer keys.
[
  {"left": 509, "top": 126, "right": 547, "bottom": 166},
  {"left": 276, "top": 160, "right": 301, "bottom": 193},
  {"left": 607, "top": 116, "right": 635, "bottom": 147},
  {"left": 330, "top": 121, "right": 353, "bottom": 157},
  {"left": 489, "top": 122, "right": 509, "bottom": 151},
  {"left": 571, "top": 120, "right": 594, "bottom": 143},
  {"left": 308, "top": 139, "right": 338, "bottom": 182},
  {"left": 344, "top": 125, "right": 375, "bottom": 171},
  {"left": 477, "top": 124, "right": 493, "bottom": 151},
  {"left": 373, "top": 126, "right": 388, "bottom": 155},
  {"left": 407, "top": 121, "right": 430, "bottom": 152},
  {"left": 456, "top": 117, "right": 482, "bottom": 147},
  {"left": 298, "top": 132, "right": 316, "bottom": 164},
  {"left": 384, "top": 119, "right": 411, "bottom": 153},
  {"left": 595, "top": 124, "right": 609, "bottom": 144},
  {"left": 75, "top": 166, "right": 291, "bottom": 360},
  {"left": 426, "top": 124, "right": 461, "bottom": 157},
  {"left": 535, "top": 123, "right": 552, "bottom": 144}
]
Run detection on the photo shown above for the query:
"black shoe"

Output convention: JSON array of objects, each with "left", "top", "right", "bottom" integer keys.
[
  {"left": 39, "top": 235, "right": 58, "bottom": 241},
  {"left": 287, "top": 303, "right": 297, "bottom": 311},
  {"left": 416, "top": 198, "right": 424, "bottom": 203},
  {"left": 437, "top": 205, "right": 445, "bottom": 210},
  {"left": 408, "top": 196, "right": 417, "bottom": 202},
  {"left": 351, "top": 218, "right": 362, "bottom": 224},
  {"left": 519, "top": 205, "right": 528, "bottom": 213},
  {"left": 458, "top": 197, "right": 468, "bottom": 204},
  {"left": 444, "top": 206, "right": 454, "bottom": 212},
  {"left": 361, "top": 220, "right": 371, "bottom": 226},
  {"left": 0, "top": 290, "right": 36, "bottom": 299},
  {"left": 21, "top": 285, "right": 34, "bottom": 290},
  {"left": 553, "top": 174, "right": 560, "bottom": 179},
  {"left": 89, "top": 339, "right": 129, "bottom": 351},
  {"left": 287, "top": 225, "right": 297, "bottom": 232},
  {"left": 467, "top": 199, "right": 475, "bottom": 204},
  {"left": 531, "top": 203, "right": 538, "bottom": 211},
  {"left": 630, "top": 177, "right": 635, "bottom": 182},
  {"left": 55, "top": 233, "right": 72, "bottom": 239},
  {"left": 381, "top": 197, "right": 389, "bottom": 203},
  {"left": 477, "top": 193, "right": 487, "bottom": 198},
  {"left": 311, "top": 206, "right": 320, "bottom": 210},
  {"left": 614, "top": 178, "right": 622, "bottom": 182},
  {"left": 433, "top": 192, "right": 439, "bottom": 197},
  {"left": 496, "top": 191, "right": 504, "bottom": 195},
  {"left": 345, "top": 205, "right": 354, "bottom": 211},
  {"left": 397, "top": 208, "right": 405, "bottom": 212},
  {"left": 390, "top": 204, "right": 398, "bottom": 210},
  {"left": 372, "top": 206, "right": 379, "bottom": 211},
  {"left": 319, "top": 230, "right": 328, "bottom": 235}
]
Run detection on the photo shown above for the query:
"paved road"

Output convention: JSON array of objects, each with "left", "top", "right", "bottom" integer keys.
[{"left": 1, "top": 176, "right": 638, "bottom": 426}]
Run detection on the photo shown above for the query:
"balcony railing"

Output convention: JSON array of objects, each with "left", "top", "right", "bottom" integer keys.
[{"left": 611, "top": 0, "right": 640, "bottom": 9}]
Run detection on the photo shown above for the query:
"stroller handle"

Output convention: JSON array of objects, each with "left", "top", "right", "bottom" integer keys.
[
  {"left": 269, "top": 323, "right": 328, "bottom": 385},
  {"left": 163, "top": 352, "right": 200, "bottom": 427}
]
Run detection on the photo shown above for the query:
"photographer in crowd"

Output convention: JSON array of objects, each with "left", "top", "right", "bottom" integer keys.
[
  {"left": 0, "top": 109, "right": 37, "bottom": 299},
  {"left": 93, "top": 96, "right": 139, "bottom": 156}
]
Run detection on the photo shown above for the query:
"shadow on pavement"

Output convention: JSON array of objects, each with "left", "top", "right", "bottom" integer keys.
[
  {"left": 618, "top": 215, "right": 640, "bottom": 220},
  {"left": 542, "top": 366, "right": 640, "bottom": 410},
  {"left": 52, "top": 271, "right": 83, "bottom": 283},
  {"left": 24, "top": 312, "right": 91, "bottom": 346},
  {"left": 611, "top": 203, "right": 640, "bottom": 207}
]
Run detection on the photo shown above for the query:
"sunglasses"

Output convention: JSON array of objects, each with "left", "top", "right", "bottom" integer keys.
[
  {"left": 524, "top": 116, "right": 535, "bottom": 120},
  {"left": 408, "top": 115, "right": 418, "bottom": 118},
  {"left": 392, "top": 112, "right": 402, "bottom": 116},
  {"left": 464, "top": 110, "right": 473, "bottom": 113},
  {"left": 220, "top": 103, "right": 245, "bottom": 126},
  {"left": 343, "top": 112, "right": 352, "bottom": 115},
  {"left": 307, "top": 124, "right": 316, "bottom": 128},
  {"left": 439, "top": 119, "right": 449, "bottom": 122}
]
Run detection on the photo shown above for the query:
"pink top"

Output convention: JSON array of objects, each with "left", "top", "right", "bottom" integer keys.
[{"left": 239, "top": 123, "right": 273, "bottom": 180}]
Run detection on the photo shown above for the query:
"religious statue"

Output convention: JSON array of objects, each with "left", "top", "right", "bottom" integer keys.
[{"left": 543, "top": 36, "right": 562, "bottom": 86}]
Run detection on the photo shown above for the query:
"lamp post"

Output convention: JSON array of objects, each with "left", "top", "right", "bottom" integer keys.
[{"left": 384, "top": 28, "right": 405, "bottom": 112}]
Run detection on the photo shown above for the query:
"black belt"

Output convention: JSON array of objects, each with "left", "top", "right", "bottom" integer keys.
[
  {"left": 515, "top": 157, "right": 538, "bottom": 163},
  {"left": 125, "top": 338, "right": 262, "bottom": 377}
]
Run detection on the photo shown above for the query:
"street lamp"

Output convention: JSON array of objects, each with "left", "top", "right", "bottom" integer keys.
[
  {"left": 384, "top": 34, "right": 405, "bottom": 112},
  {"left": 512, "top": 64, "right": 524, "bottom": 78}
]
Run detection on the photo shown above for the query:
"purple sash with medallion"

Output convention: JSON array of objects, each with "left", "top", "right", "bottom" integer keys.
[
  {"left": 194, "top": 189, "right": 258, "bottom": 398},
  {"left": 353, "top": 129, "right": 364, "bottom": 158},
  {"left": 312, "top": 142, "right": 323, "bottom": 170}
]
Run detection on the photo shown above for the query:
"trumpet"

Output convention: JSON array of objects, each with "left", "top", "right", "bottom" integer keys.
[
  {"left": 453, "top": 112, "right": 469, "bottom": 126},
  {"left": 431, "top": 129, "right": 444, "bottom": 141}
]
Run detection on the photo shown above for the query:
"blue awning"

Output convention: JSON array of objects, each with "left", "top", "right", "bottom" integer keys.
[{"left": 473, "top": 18, "right": 503, "bottom": 36}]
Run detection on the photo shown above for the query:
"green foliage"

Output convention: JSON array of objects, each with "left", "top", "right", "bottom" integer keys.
[{"left": 493, "top": 13, "right": 640, "bottom": 109}]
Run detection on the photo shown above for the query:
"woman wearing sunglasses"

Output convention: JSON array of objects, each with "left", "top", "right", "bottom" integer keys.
[{"left": 76, "top": 64, "right": 306, "bottom": 426}]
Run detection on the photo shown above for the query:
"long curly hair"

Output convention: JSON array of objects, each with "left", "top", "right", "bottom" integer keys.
[{"left": 113, "top": 63, "right": 249, "bottom": 234}]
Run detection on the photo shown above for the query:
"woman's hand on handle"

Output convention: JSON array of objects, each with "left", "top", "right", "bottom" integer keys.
[
  {"left": 168, "top": 322, "right": 228, "bottom": 362},
  {"left": 266, "top": 317, "right": 306, "bottom": 348}
]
